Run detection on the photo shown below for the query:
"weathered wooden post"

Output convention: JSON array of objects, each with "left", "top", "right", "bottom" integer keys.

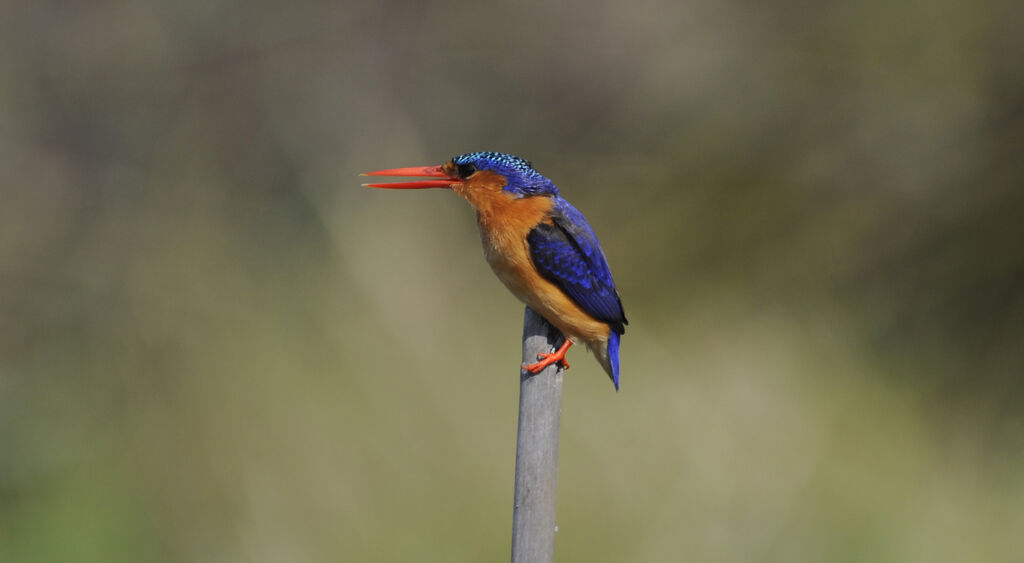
[{"left": 511, "top": 306, "right": 565, "bottom": 563}]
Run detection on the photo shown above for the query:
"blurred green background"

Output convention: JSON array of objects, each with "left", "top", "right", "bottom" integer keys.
[{"left": 3, "top": 1, "right": 1023, "bottom": 561}]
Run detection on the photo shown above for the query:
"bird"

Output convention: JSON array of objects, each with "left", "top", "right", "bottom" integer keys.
[{"left": 362, "top": 152, "right": 627, "bottom": 389}]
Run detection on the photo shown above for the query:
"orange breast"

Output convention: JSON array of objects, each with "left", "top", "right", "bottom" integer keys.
[{"left": 455, "top": 175, "right": 610, "bottom": 346}]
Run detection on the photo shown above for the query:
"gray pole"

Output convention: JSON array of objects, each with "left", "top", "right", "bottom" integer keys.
[{"left": 511, "top": 306, "right": 565, "bottom": 563}]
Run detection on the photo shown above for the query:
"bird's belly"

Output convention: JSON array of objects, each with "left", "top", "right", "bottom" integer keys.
[{"left": 481, "top": 230, "right": 609, "bottom": 345}]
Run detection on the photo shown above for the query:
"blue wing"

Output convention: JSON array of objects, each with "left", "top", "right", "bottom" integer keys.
[{"left": 527, "top": 197, "right": 627, "bottom": 334}]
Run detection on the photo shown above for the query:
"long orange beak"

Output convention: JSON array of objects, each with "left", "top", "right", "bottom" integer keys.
[{"left": 360, "top": 165, "right": 460, "bottom": 189}]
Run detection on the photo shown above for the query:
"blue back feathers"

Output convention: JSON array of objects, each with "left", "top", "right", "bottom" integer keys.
[
  {"left": 452, "top": 152, "right": 558, "bottom": 197},
  {"left": 526, "top": 198, "right": 627, "bottom": 335}
]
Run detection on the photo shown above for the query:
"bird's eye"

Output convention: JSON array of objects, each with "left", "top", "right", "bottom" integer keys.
[{"left": 457, "top": 163, "right": 477, "bottom": 178}]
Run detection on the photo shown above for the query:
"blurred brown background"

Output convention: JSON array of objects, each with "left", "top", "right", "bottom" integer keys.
[{"left": 2, "top": 1, "right": 1023, "bottom": 561}]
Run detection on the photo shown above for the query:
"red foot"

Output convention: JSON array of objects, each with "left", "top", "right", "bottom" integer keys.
[{"left": 522, "top": 340, "right": 574, "bottom": 374}]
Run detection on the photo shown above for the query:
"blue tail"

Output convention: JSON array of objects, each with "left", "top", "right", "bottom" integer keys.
[{"left": 607, "top": 331, "right": 621, "bottom": 390}]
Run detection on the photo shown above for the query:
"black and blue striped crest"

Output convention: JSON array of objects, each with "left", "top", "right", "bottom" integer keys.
[{"left": 452, "top": 152, "right": 558, "bottom": 197}]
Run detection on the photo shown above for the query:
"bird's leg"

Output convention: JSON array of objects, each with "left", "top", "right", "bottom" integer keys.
[{"left": 523, "top": 339, "right": 574, "bottom": 374}]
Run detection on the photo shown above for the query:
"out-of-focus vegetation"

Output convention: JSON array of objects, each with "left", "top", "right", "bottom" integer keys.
[{"left": 2, "top": 1, "right": 1023, "bottom": 561}]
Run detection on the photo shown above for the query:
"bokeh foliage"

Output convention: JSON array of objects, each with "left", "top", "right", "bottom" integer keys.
[{"left": 2, "top": 0, "right": 1023, "bottom": 561}]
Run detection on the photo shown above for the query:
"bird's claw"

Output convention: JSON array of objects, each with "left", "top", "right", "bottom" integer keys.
[{"left": 522, "top": 351, "right": 570, "bottom": 374}]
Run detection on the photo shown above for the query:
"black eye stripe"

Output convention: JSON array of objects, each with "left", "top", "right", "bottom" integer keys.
[{"left": 457, "top": 163, "right": 477, "bottom": 178}]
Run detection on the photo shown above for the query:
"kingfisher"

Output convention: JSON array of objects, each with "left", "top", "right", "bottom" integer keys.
[{"left": 362, "top": 152, "right": 627, "bottom": 389}]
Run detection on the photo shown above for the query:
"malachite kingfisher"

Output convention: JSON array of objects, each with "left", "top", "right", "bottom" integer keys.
[{"left": 362, "top": 152, "right": 627, "bottom": 389}]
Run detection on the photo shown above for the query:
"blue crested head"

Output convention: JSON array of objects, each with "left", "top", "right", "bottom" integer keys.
[{"left": 452, "top": 152, "right": 558, "bottom": 197}]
